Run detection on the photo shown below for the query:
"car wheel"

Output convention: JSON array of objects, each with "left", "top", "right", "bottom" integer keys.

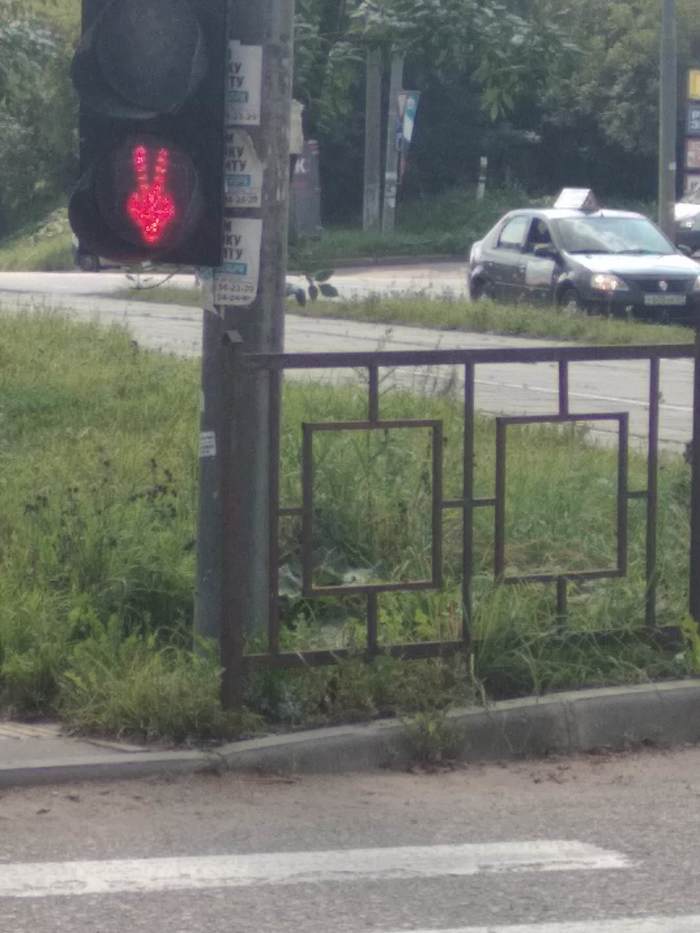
[
  {"left": 557, "top": 286, "right": 586, "bottom": 313},
  {"left": 77, "top": 251, "right": 100, "bottom": 272},
  {"left": 471, "top": 279, "right": 495, "bottom": 301}
]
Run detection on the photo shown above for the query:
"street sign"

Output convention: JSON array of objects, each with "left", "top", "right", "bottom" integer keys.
[
  {"left": 397, "top": 90, "right": 420, "bottom": 183},
  {"left": 687, "top": 138, "right": 700, "bottom": 171},
  {"left": 290, "top": 139, "right": 322, "bottom": 238},
  {"left": 690, "top": 70, "right": 700, "bottom": 101},
  {"left": 688, "top": 103, "right": 700, "bottom": 136}
]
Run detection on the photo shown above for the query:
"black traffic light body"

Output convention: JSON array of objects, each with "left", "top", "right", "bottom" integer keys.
[{"left": 70, "top": 0, "right": 226, "bottom": 267}]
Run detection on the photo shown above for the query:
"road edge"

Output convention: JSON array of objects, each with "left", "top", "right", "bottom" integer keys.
[{"left": 2, "top": 680, "right": 700, "bottom": 787}]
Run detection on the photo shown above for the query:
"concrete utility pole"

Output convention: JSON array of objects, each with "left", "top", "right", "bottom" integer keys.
[
  {"left": 363, "top": 47, "right": 382, "bottom": 231},
  {"left": 381, "top": 51, "right": 404, "bottom": 234},
  {"left": 195, "top": 1, "right": 294, "bottom": 708},
  {"left": 658, "top": 0, "right": 678, "bottom": 237}
]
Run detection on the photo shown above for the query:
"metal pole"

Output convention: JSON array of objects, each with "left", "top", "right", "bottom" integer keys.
[
  {"left": 381, "top": 51, "right": 404, "bottom": 234},
  {"left": 363, "top": 46, "right": 382, "bottom": 232},
  {"left": 658, "top": 0, "right": 677, "bottom": 237},
  {"left": 195, "top": 1, "right": 294, "bottom": 705},
  {"left": 689, "top": 327, "right": 700, "bottom": 622},
  {"left": 194, "top": 309, "right": 227, "bottom": 643}
]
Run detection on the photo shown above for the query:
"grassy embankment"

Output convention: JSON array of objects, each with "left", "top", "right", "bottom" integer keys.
[
  {"left": 0, "top": 312, "right": 694, "bottom": 742},
  {"left": 117, "top": 281, "right": 692, "bottom": 347}
]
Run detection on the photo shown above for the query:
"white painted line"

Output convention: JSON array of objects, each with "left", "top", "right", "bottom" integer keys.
[
  {"left": 0, "top": 841, "right": 629, "bottom": 899},
  {"left": 383, "top": 916, "right": 700, "bottom": 933}
]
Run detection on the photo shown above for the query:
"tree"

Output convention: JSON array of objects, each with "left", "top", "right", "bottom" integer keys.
[
  {"left": 0, "top": 7, "right": 76, "bottom": 235},
  {"left": 294, "top": 0, "right": 578, "bottom": 217},
  {"left": 532, "top": 0, "right": 700, "bottom": 199}
]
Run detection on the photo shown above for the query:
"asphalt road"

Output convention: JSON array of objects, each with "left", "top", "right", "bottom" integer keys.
[
  {"left": 0, "top": 268, "right": 693, "bottom": 452},
  {"left": 0, "top": 263, "right": 468, "bottom": 301},
  {"left": 2, "top": 746, "right": 700, "bottom": 932}
]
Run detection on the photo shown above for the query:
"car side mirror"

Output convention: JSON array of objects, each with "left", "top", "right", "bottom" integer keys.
[
  {"left": 677, "top": 243, "right": 692, "bottom": 257},
  {"left": 533, "top": 243, "right": 559, "bottom": 260}
]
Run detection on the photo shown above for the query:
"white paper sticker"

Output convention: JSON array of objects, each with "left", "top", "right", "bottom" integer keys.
[
  {"left": 196, "top": 267, "right": 216, "bottom": 312},
  {"left": 225, "top": 129, "right": 263, "bottom": 209},
  {"left": 214, "top": 217, "right": 263, "bottom": 307},
  {"left": 227, "top": 41, "right": 262, "bottom": 126},
  {"left": 199, "top": 431, "right": 217, "bottom": 459}
]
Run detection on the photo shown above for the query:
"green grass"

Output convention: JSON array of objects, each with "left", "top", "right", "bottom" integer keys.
[
  {"left": 289, "top": 186, "right": 528, "bottom": 268},
  {"left": 0, "top": 208, "right": 74, "bottom": 272},
  {"left": 0, "top": 312, "right": 694, "bottom": 740},
  {"left": 288, "top": 186, "right": 657, "bottom": 269},
  {"left": 293, "top": 295, "right": 691, "bottom": 346},
  {"left": 115, "top": 283, "right": 692, "bottom": 347}
]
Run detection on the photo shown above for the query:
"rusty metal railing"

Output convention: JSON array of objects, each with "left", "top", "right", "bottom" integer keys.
[{"left": 231, "top": 341, "right": 698, "bottom": 674}]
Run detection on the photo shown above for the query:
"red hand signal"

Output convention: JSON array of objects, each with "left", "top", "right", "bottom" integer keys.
[{"left": 126, "top": 146, "right": 176, "bottom": 245}]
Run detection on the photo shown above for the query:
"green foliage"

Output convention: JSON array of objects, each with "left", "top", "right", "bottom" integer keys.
[
  {"left": 4, "top": 0, "right": 697, "bottom": 236},
  {"left": 61, "top": 621, "right": 256, "bottom": 743},
  {"left": 0, "top": 313, "right": 200, "bottom": 727},
  {"left": 292, "top": 292, "right": 690, "bottom": 347},
  {"left": 0, "top": 8, "right": 76, "bottom": 235},
  {"left": 401, "top": 708, "right": 466, "bottom": 765},
  {"left": 680, "top": 620, "right": 700, "bottom": 672},
  {"left": 0, "top": 207, "right": 73, "bottom": 271},
  {"left": 286, "top": 269, "right": 339, "bottom": 306}
]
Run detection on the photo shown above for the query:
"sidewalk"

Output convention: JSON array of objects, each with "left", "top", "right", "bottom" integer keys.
[{"left": 2, "top": 680, "right": 700, "bottom": 788}]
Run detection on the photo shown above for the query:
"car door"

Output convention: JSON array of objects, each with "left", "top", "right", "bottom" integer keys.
[
  {"left": 521, "top": 218, "right": 560, "bottom": 304},
  {"left": 492, "top": 215, "right": 530, "bottom": 301}
]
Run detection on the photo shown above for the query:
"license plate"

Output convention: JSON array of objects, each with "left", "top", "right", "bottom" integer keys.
[{"left": 643, "top": 294, "right": 687, "bottom": 306}]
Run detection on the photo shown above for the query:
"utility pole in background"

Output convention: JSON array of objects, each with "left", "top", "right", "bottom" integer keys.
[
  {"left": 196, "top": 1, "right": 295, "bottom": 708},
  {"left": 658, "top": 0, "right": 677, "bottom": 237},
  {"left": 363, "top": 47, "right": 382, "bottom": 231},
  {"left": 381, "top": 51, "right": 404, "bottom": 234}
]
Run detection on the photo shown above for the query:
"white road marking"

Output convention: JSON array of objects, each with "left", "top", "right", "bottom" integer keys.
[
  {"left": 384, "top": 917, "right": 700, "bottom": 933},
  {"left": 0, "top": 841, "right": 629, "bottom": 899}
]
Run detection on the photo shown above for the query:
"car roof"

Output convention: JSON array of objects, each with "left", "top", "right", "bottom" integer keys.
[{"left": 504, "top": 208, "right": 645, "bottom": 221}]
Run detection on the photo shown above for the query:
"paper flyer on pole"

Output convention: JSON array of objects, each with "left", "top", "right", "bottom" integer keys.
[{"left": 213, "top": 217, "right": 263, "bottom": 307}]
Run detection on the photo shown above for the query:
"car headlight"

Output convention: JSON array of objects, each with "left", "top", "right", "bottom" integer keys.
[
  {"left": 590, "top": 273, "right": 629, "bottom": 292},
  {"left": 693, "top": 275, "right": 700, "bottom": 292}
]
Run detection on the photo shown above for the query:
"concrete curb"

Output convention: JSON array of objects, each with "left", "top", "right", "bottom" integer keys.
[{"left": 2, "top": 680, "right": 699, "bottom": 787}]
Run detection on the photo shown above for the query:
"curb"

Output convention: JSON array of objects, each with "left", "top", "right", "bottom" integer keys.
[{"left": 2, "top": 680, "right": 699, "bottom": 788}]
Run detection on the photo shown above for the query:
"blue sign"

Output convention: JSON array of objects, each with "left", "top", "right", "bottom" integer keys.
[{"left": 689, "top": 103, "right": 700, "bottom": 136}]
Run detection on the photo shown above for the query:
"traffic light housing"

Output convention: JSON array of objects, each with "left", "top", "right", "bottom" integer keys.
[{"left": 69, "top": 0, "right": 226, "bottom": 266}]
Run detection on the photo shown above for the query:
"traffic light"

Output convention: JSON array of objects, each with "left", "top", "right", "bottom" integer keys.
[{"left": 69, "top": 0, "right": 227, "bottom": 266}]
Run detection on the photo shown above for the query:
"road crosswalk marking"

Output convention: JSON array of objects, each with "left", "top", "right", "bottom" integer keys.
[
  {"left": 0, "top": 840, "right": 629, "bottom": 899},
  {"left": 383, "top": 917, "right": 700, "bottom": 933}
]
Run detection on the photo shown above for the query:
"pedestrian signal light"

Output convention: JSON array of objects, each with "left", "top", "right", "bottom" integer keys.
[{"left": 69, "top": 0, "right": 226, "bottom": 266}]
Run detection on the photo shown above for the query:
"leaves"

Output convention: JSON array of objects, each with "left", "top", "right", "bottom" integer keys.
[{"left": 0, "top": 10, "right": 76, "bottom": 234}]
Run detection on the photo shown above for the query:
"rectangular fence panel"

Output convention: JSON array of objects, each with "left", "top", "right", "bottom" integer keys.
[{"left": 235, "top": 342, "right": 697, "bottom": 674}]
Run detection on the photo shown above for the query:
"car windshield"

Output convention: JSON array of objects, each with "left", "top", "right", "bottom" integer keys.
[{"left": 552, "top": 216, "right": 674, "bottom": 255}]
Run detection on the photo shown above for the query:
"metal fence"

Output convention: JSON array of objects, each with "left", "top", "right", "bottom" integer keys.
[{"left": 228, "top": 339, "right": 700, "bottom": 679}]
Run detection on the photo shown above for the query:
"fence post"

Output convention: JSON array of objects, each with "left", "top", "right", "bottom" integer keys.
[{"left": 690, "top": 326, "right": 700, "bottom": 622}]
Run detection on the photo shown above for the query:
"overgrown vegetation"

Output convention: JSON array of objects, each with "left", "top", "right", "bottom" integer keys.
[
  {"left": 0, "top": 313, "right": 694, "bottom": 742},
  {"left": 4, "top": 0, "right": 697, "bottom": 244},
  {"left": 291, "top": 294, "right": 692, "bottom": 346},
  {"left": 0, "top": 207, "right": 73, "bottom": 272},
  {"left": 114, "top": 281, "right": 691, "bottom": 347},
  {"left": 0, "top": 4, "right": 77, "bottom": 238}
]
